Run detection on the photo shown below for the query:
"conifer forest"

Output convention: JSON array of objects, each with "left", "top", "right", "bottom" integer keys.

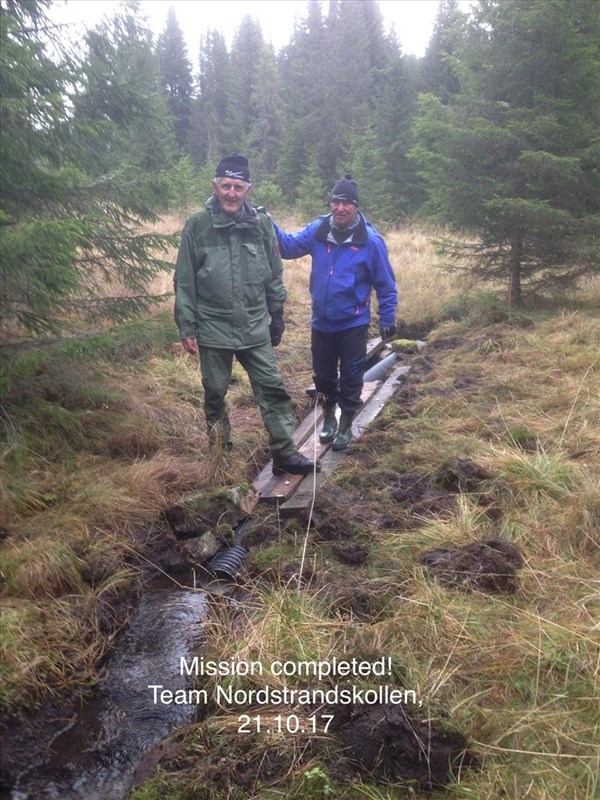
[{"left": 2, "top": 0, "right": 599, "bottom": 336}]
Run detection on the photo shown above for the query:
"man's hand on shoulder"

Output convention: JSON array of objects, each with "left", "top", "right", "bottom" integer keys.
[
  {"left": 255, "top": 205, "right": 272, "bottom": 220},
  {"left": 181, "top": 337, "right": 198, "bottom": 354}
]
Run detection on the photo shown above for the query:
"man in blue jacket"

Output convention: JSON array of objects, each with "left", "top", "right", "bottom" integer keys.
[{"left": 273, "top": 175, "right": 398, "bottom": 450}]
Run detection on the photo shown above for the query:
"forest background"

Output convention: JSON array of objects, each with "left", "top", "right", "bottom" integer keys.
[
  {"left": 3, "top": 0, "right": 599, "bottom": 337},
  {"left": 1, "top": 1, "right": 599, "bottom": 799}
]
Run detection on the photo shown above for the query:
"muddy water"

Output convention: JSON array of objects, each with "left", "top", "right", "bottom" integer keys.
[{"left": 9, "top": 584, "right": 209, "bottom": 800}]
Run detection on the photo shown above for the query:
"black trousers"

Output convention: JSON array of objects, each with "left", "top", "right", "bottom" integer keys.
[{"left": 311, "top": 325, "right": 368, "bottom": 414}]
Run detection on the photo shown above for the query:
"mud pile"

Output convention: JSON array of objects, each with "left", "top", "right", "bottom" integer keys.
[
  {"left": 421, "top": 536, "right": 525, "bottom": 594},
  {"left": 341, "top": 704, "right": 474, "bottom": 789}
]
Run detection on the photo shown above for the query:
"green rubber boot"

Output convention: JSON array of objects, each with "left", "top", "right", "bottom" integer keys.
[
  {"left": 207, "top": 419, "right": 233, "bottom": 452},
  {"left": 319, "top": 405, "right": 338, "bottom": 443},
  {"left": 332, "top": 411, "right": 354, "bottom": 451}
]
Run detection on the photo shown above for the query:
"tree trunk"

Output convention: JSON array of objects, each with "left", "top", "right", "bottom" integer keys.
[{"left": 508, "top": 236, "right": 522, "bottom": 308}]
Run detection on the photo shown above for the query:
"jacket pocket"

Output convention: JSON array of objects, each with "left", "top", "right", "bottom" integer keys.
[
  {"left": 196, "top": 246, "right": 232, "bottom": 309},
  {"left": 242, "top": 242, "right": 268, "bottom": 307}
]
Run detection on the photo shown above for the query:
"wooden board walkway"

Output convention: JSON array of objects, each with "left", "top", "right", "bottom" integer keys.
[
  {"left": 251, "top": 338, "right": 385, "bottom": 506},
  {"left": 251, "top": 356, "right": 411, "bottom": 512},
  {"left": 252, "top": 380, "right": 380, "bottom": 505}
]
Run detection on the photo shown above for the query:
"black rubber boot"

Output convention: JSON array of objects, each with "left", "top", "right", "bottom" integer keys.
[
  {"left": 332, "top": 411, "right": 354, "bottom": 451},
  {"left": 319, "top": 405, "right": 338, "bottom": 444},
  {"left": 272, "top": 451, "right": 319, "bottom": 476}
]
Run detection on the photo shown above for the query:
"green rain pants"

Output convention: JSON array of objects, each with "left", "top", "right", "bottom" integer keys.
[{"left": 199, "top": 343, "right": 297, "bottom": 458}]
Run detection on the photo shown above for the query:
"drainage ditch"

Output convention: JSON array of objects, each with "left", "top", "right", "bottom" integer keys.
[{"left": 7, "top": 576, "right": 210, "bottom": 800}]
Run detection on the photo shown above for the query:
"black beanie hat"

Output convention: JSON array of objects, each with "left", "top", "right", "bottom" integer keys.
[
  {"left": 331, "top": 173, "right": 359, "bottom": 206},
  {"left": 215, "top": 152, "right": 251, "bottom": 183}
]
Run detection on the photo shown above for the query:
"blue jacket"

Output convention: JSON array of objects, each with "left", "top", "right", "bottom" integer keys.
[{"left": 274, "top": 213, "right": 398, "bottom": 334}]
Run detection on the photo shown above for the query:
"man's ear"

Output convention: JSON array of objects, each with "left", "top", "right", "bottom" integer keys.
[{"left": 211, "top": 178, "right": 218, "bottom": 193}]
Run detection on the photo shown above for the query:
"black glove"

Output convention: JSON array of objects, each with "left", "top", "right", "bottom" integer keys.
[
  {"left": 269, "top": 310, "right": 285, "bottom": 347},
  {"left": 379, "top": 322, "right": 397, "bottom": 341}
]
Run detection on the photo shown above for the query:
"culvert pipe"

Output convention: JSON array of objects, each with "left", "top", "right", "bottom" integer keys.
[{"left": 204, "top": 543, "right": 249, "bottom": 580}]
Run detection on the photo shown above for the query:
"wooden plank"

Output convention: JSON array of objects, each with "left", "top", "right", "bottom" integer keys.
[
  {"left": 252, "top": 381, "right": 381, "bottom": 504},
  {"left": 352, "top": 365, "right": 411, "bottom": 430},
  {"left": 365, "top": 337, "right": 389, "bottom": 365},
  {"left": 252, "top": 437, "right": 324, "bottom": 505},
  {"left": 292, "top": 406, "right": 323, "bottom": 447},
  {"left": 277, "top": 366, "right": 410, "bottom": 514},
  {"left": 277, "top": 472, "right": 326, "bottom": 517},
  {"left": 256, "top": 435, "right": 330, "bottom": 506},
  {"left": 252, "top": 469, "right": 299, "bottom": 504},
  {"left": 257, "top": 473, "right": 303, "bottom": 505}
]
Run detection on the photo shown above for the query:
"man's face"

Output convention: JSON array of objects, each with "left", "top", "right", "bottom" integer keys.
[
  {"left": 212, "top": 178, "right": 251, "bottom": 215},
  {"left": 330, "top": 199, "right": 357, "bottom": 228}
]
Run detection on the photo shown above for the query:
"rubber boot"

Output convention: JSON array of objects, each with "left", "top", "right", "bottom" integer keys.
[
  {"left": 332, "top": 411, "right": 354, "bottom": 451},
  {"left": 207, "top": 420, "right": 233, "bottom": 452},
  {"left": 272, "top": 451, "right": 319, "bottom": 476},
  {"left": 319, "top": 405, "right": 338, "bottom": 444}
]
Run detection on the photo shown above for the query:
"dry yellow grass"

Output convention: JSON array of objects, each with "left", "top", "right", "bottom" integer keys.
[
  {"left": 385, "top": 223, "right": 462, "bottom": 324},
  {"left": 156, "top": 259, "right": 598, "bottom": 798},
  {"left": 139, "top": 213, "right": 181, "bottom": 297}
]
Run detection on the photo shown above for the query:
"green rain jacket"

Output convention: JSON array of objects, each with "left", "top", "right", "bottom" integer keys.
[{"left": 174, "top": 197, "right": 286, "bottom": 349}]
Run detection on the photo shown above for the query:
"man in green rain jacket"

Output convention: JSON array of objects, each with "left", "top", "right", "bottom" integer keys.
[{"left": 174, "top": 152, "right": 317, "bottom": 476}]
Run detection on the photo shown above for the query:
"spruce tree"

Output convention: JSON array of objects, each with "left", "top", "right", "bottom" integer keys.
[
  {"left": 371, "top": 31, "right": 423, "bottom": 217},
  {"left": 156, "top": 7, "right": 194, "bottom": 152},
  {"left": 319, "top": 0, "right": 372, "bottom": 182},
  {"left": 295, "top": 157, "right": 329, "bottom": 222},
  {"left": 247, "top": 44, "right": 282, "bottom": 181},
  {"left": 276, "top": 0, "right": 414, "bottom": 215},
  {"left": 275, "top": 120, "right": 311, "bottom": 204},
  {"left": 0, "top": 0, "right": 175, "bottom": 336},
  {"left": 75, "top": 5, "right": 176, "bottom": 174},
  {"left": 230, "top": 16, "right": 265, "bottom": 150},
  {"left": 277, "top": 1, "right": 327, "bottom": 197},
  {"left": 349, "top": 124, "right": 395, "bottom": 224},
  {"left": 190, "top": 30, "right": 233, "bottom": 166},
  {"left": 411, "top": 0, "right": 600, "bottom": 305},
  {"left": 420, "top": 0, "right": 464, "bottom": 99}
]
